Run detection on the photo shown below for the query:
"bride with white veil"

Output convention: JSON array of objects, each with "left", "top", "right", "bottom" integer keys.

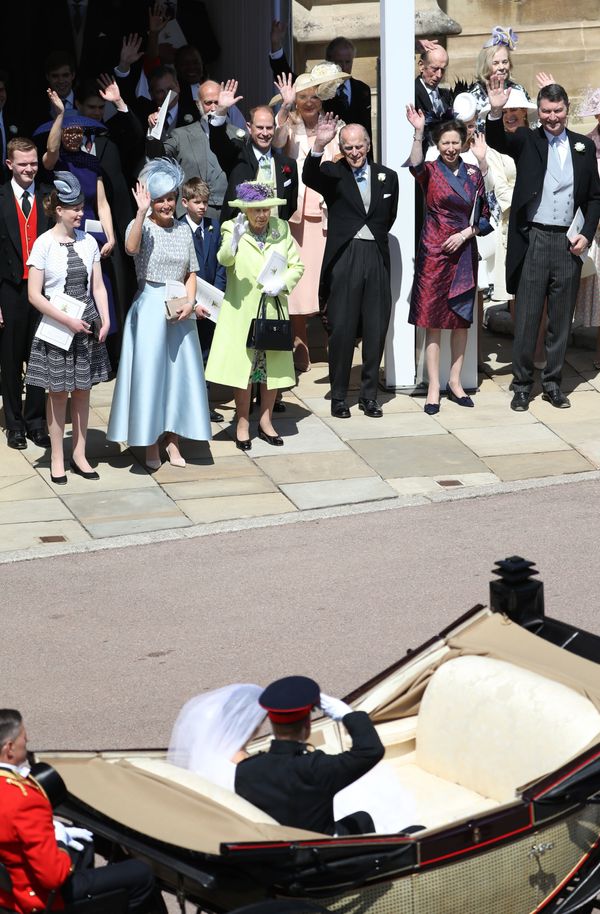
[{"left": 168, "top": 684, "right": 267, "bottom": 791}]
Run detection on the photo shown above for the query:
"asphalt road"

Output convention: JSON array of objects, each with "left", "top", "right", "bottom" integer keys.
[{"left": 3, "top": 476, "right": 599, "bottom": 753}]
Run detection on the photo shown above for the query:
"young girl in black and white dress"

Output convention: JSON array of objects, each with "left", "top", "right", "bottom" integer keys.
[{"left": 27, "top": 172, "right": 111, "bottom": 484}]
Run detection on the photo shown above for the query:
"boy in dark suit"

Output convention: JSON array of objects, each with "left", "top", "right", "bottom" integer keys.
[{"left": 180, "top": 177, "right": 226, "bottom": 423}]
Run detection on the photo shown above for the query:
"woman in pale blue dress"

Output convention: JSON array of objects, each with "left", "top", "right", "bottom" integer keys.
[{"left": 107, "top": 159, "right": 211, "bottom": 468}]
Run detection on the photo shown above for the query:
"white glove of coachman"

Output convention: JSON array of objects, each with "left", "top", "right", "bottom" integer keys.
[
  {"left": 230, "top": 212, "right": 248, "bottom": 254},
  {"left": 320, "top": 692, "right": 353, "bottom": 721},
  {"left": 54, "top": 819, "right": 94, "bottom": 851}
]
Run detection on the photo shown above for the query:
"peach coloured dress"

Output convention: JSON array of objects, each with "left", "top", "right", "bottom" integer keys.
[{"left": 279, "top": 118, "right": 343, "bottom": 316}]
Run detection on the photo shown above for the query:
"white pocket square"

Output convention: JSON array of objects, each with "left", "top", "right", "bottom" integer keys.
[
  {"left": 383, "top": 193, "right": 392, "bottom": 199},
  {"left": 283, "top": 179, "right": 292, "bottom": 187}
]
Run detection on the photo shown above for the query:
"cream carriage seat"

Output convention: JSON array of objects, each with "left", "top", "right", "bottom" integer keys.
[{"left": 387, "top": 655, "right": 600, "bottom": 830}]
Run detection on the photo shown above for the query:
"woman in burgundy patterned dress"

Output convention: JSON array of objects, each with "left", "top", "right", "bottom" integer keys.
[{"left": 406, "top": 106, "right": 492, "bottom": 414}]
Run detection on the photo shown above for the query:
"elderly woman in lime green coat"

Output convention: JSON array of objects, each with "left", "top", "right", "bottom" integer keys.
[{"left": 205, "top": 182, "right": 304, "bottom": 450}]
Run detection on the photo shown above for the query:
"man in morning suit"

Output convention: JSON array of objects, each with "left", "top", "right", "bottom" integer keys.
[
  {"left": 303, "top": 118, "right": 399, "bottom": 419},
  {"left": 208, "top": 83, "right": 298, "bottom": 223},
  {"left": 179, "top": 177, "right": 226, "bottom": 423},
  {"left": 0, "top": 138, "right": 50, "bottom": 450},
  {"left": 269, "top": 23, "right": 372, "bottom": 139},
  {"left": 0, "top": 709, "right": 161, "bottom": 914},
  {"left": 235, "top": 676, "right": 384, "bottom": 835},
  {"left": 414, "top": 45, "right": 452, "bottom": 150},
  {"left": 486, "top": 81, "right": 600, "bottom": 411}
]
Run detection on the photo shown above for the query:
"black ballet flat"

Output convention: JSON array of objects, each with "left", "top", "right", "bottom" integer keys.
[
  {"left": 258, "top": 428, "right": 284, "bottom": 447},
  {"left": 445, "top": 386, "right": 474, "bottom": 408},
  {"left": 50, "top": 473, "right": 68, "bottom": 485},
  {"left": 423, "top": 402, "right": 440, "bottom": 416},
  {"left": 70, "top": 459, "right": 100, "bottom": 480},
  {"left": 235, "top": 437, "right": 252, "bottom": 451}
]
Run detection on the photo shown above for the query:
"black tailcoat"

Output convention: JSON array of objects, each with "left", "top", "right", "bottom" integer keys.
[
  {"left": 302, "top": 153, "right": 398, "bottom": 305},
  {"left": 486, "top": 117, "right": 600, "bottom": 294}
]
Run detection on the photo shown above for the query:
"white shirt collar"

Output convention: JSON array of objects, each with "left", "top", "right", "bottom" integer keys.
[
  {"left": 186, "top": 214, "right": 203, "bottom": 233},
  {"left": 11, "top": 178, "right": 35, "bottom": 200},
  {"left": 0, "top": 762, "right": 30, "bottom": 777},
  {"left": 253, "top": 145, "right": 272, "bottom": 162}
]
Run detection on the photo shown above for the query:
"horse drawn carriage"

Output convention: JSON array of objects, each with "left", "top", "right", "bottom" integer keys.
[{"left": 31, "top": 558, "right": 600, "bottom": 914}]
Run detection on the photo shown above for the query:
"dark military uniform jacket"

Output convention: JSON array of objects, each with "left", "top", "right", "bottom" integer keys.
[{"left": 234, "top": 711, "right": 384, "bottom": 834}]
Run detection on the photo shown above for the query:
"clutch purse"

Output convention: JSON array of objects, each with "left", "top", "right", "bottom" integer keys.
[
  {"left": 165, "top": 296, "right": 189, "bottom": 321},
  {"left": 246, "top": 293, "right": 293, "bottom": 352}
]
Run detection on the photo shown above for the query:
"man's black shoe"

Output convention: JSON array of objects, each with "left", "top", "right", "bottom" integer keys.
[
  {"left": 542, "top": 388, "right": 570, "bottom": 409},
  {"left": 331, "top": 399, "right": 351, "bottom": 418},
  {"left": 210, "top": 409, "right": 224, "bottom": 422},
  {"left": 510, "top": 391, "right": 530, "bottom": 412},
  {"left": 27, "top": 429, "right": 51, "bottom": 448},
  {"left": 358, "top": 398, "right": 383, "bottom": 418},
  {"left": 6, "top": 430, "right": 27, "bottom": 449}
]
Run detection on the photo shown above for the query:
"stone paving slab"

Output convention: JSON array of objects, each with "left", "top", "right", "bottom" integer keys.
[
  {"left": 350, "top": 435, "right": 489, "bottom": 478},
  {"left": 163, "top": 475, "right": 278, "bottom": 500},
  {"left": 387, "top": 471, "right": 500, "bottom": 496},
  {"left": 151, "top": 455, "right": 264, "bottom": 482},
  {"left": 452, "top": 423, "right": 571, "bottom": 457},
  {"left": 254, "top": 450, "right": 377, "bottom": 484},
  {"left": 0, "top": 497, "right": 74, "bottom": 523},
  {"left": 0, "top": 474, "right": 54, "bottom": 502},
  {"left": 0, "top": 444, "right": 37, "bottom": 477},
  {"left": 177, "top": 492, "right": 296, "bottom": 524},
  {"left": 0, "top": 520, "right": 91, "bottom": 552},
  {"left": 61, "top": 488, "right": 191, "bottom": 538},
  {"left": 279, "top": 476, "right": 397, "bottom": 510},
  {"left": 483, "top": 450, "right": 595, "bottom": 481},
  {"left": 323, "top": 411, "right": 449, "bottom": 441}
]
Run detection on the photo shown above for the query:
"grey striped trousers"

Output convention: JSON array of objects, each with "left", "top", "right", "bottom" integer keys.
[{"left": 512, "top": 226, "right": 582, "bottom": 392}]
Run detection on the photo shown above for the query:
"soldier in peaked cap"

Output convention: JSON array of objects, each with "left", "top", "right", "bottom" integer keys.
[{"left": 234, "top": 676, "right": 384, "bottom": 835}]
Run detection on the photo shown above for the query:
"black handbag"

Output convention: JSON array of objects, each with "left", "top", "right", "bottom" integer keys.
[{"left": 246, "top": 293, "right": 293, "bottom": 351}]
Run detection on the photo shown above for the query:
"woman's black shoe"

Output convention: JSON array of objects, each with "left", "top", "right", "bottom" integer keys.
[
  {"left": 50, "top": 473, "right": 68, "bottom": 485},
  {"left": 235, "top": 437, "right": 252, "bottom": 451},
  {"left": 258, "top": 428, "right": 284, "bottom": 446},
  {"left": 445, "top": 386, "right": 474, "bottom": 407},
  {"left": 69, "top": 459, "right": 100, "bottom": 480}
]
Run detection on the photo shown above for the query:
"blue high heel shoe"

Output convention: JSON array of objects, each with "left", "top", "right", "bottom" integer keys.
[{"left": 446, "top": 386, "right": 474, "bottom": 408}]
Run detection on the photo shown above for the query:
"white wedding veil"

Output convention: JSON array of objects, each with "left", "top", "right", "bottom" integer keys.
[{"left": 168, "top": 684, "right": 266, "bottom": 790}]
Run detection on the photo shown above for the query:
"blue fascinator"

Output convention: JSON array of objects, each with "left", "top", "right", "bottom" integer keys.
[
  {"left": 483, "top": 26, "right": 518, "bottom": 51},
  {"left": 54, "top": 170, "right": 84, "bottom": 206},
  {"left": 138, "top": 157, "right": 184, "bottom": 201}
]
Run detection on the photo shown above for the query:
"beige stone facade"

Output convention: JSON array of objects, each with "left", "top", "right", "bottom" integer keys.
[{"left": 291, "top": 1, "right": 600, "bottom": 134}]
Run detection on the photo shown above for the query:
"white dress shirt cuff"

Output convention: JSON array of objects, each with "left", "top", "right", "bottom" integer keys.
[
  {"left": 311, "top": 150, "right": 324, "bottom": 157},
  {"left": 487, "top": 113, "right": 503, "bottom": 121},
  {"left": 209, "top": 114, "right": 227, "bottom": 127},
  {"left": 269, "top": 48, "right": 284, "bottom": 60},
  {"left": 114, "top": 65, "right": 130, "bottom": 79}
]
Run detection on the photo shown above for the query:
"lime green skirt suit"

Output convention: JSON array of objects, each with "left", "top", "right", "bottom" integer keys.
[{"left": 205, "top": 217, "right": 304, "bottom": 391}]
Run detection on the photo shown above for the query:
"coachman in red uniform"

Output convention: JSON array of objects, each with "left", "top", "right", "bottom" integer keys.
[{"left": 0, "top": 709, "right": 163, "bottom": 914}]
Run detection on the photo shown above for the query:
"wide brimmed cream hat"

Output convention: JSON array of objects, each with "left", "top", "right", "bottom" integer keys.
[
  {"left": 269, "top": 61, "right": 350, "bottom": 106},
  {"left": 228, "top": 181, "right": 286, "bottom": 209}
]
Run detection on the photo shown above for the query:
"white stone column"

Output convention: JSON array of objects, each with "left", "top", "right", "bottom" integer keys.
[{"left": 381, "top": 0, "right": 418, "bottom": 389}]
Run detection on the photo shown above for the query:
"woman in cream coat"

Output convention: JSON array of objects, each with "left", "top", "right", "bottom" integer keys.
[{"left": 205, "top": 182, "right": 304, "bottom": 450}]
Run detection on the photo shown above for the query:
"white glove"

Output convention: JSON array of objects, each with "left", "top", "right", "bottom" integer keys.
[
  {"left": 261, "top": 279, "right": 286, "bottom": 296},
  {"left": 54, "top": 820, "right": 93, "bottom": 851},
  {"left": 230, "top": 212, "right": 247, "bottom": 254},
  {"left": 320, "top": 693, "right": 353, "bottom": 721}
]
